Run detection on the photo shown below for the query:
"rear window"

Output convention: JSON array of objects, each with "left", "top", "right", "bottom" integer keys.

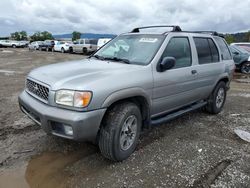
[
  {"left": 213, "top": 37, "right": 232, "bottom": 60},
  {"left": 194, "top": 37, "right": 219, "bottom": 64}
]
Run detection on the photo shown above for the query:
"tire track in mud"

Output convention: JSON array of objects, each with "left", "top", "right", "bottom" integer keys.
[
  {"left": 192, "top": 159, "right": 232, "bottom": 188},
  {"left": 0, "top": 124, "right": 41, "bottom": 140}
]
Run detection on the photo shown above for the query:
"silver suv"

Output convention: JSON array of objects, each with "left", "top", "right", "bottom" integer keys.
[{"left": 19, "top": 26, "right": 235, "bottom": 161}]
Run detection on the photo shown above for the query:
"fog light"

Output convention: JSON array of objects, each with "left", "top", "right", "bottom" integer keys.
[{"left": 63, "top": 125, "right": 73, "bottom": 136}]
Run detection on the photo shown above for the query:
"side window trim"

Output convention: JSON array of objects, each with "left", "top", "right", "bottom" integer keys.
[{"left": 159, "top": 36, "right": 192, "bottom": 70}]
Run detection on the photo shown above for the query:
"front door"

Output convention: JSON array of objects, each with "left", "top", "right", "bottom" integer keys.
[{"left": 152, "top": 36, "right": 199, "bottom": 117}]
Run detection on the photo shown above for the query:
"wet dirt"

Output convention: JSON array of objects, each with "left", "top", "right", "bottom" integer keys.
[
  {"left": 0, "top": 149, "right": 96, "bottom": 188},
  {"left": 0, "top": 48, "right": 250, "bottom": 187},
  {"left": 233, "top": 72, "right": 250, "bottom": 83}
]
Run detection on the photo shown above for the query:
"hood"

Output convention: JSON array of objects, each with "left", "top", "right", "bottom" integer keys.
[{"left": 28, "top": 59, "right": 142, "bottom": 90}]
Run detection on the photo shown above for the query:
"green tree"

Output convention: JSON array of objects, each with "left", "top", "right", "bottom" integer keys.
[
  {"left": 224, "top": 34, "right": 234, "bottom": 44},
  {"left": 30, "top": 31, "right": 54, "bottom": 41},
  {"left": 10, "top": 31, "right": 27, "bottom": 40},
  {"left": 72, "top": 31, "right": 81, "bottom": 41}
]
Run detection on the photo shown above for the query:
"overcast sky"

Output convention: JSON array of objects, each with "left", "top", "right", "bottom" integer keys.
[{"left": 0, "top": 0, "right": 249, "bottom": 36}]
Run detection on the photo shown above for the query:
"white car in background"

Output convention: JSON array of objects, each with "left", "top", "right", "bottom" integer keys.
[
  {"left": 97, "top": 38, "right": 112, "bottom": 49},
  {"left": 53, "top": 41, "right": 73, "bottom": 53},
  {"left": 28, "top": 41, "right": 42, "bottom": 50},
  {"left": 0, "top": 40, "right": 25, "bottom": 48}
]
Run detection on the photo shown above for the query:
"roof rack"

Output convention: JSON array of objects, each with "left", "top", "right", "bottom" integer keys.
[
  {"left": 131, "top": 25, "right": 182, "bottom": 33},
  {"left": 183, "top": 31, "right": 224, "bottom": 38}
]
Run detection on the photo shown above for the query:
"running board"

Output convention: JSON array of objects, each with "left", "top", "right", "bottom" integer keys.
[{"left": 151, "top": 101, "right": 207, "bottom": 126}]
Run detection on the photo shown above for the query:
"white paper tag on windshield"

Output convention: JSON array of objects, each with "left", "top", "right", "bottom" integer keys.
[{"left": 139, "top": 38, "right": 158, "bottom": 43}]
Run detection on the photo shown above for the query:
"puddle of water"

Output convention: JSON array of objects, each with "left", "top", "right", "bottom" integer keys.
[
  {"left": 0, "top": 166, "right": 28, "bottom": 188},
  {"left": 0, "top": 148, "right": 97, "bottom": 188}
]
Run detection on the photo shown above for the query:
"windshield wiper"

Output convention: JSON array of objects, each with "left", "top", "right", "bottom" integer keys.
[
  {"left": 104, "top": 57, "right": 131, "bottom": 64},
  {"left": 89, "top": 54, "right": 105, "bottom": 60}
]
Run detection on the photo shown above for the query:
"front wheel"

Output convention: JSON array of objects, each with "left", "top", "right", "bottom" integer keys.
[
  {"left": 82, "top": 48, "right": 88, "bottom": 55},
  {"left": 61, "top": 48, "right": 65, "bottom": 53},
  {"left": 205, "top": 81, "right": 227, "bottom": 114},
  {"left": 241, "top": 62, "right": 250, "bottom": 74},
  {"left": 98, "top": 102, "right": 142, "bottom": 161}
]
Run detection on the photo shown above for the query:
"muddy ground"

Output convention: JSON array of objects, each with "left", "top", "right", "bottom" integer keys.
[{"left": 0, "top": 48, "right": 249, "bottom": 188}]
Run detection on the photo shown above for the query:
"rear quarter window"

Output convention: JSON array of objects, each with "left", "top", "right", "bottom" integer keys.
[{"left": 213, "top": 37, "right": 232, "bottom": 60}]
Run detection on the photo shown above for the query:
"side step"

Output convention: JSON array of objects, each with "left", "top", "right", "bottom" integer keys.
[{"left": 151, "top": 101, "right": 207, "bottom": 126}]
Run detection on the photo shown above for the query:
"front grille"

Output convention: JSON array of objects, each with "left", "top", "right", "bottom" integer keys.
[{"left": 26, "top": 79, "right": 49, "bottom": 101}]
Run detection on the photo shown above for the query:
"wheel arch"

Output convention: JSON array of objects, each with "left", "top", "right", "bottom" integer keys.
[{"left": 101, "top": 88, "right": 151, "bottom": 129}]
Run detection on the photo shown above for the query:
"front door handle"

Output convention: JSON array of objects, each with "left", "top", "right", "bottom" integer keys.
[{"left": 191, "top": 70, "right": 197, "bottom": 74}]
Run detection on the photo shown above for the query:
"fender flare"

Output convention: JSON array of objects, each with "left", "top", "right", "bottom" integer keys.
[{"left": 101, "top": 87, "right": 151, "bottom": 108}]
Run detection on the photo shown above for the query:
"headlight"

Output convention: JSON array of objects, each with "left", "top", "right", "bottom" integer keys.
[{"left": 55, "top": 90, "right": 92, "bottom": 108}]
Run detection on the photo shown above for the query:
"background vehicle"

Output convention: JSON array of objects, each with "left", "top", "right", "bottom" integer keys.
[
  {"left": 28, "top": 41, "right": 42, "bottom": 50},
  {"left": 38, "top": 40, "right": 58, "bottom": 51},
  {"left": 0, "top": 40, "right": 25, "bottom": 48},
  {"left": 70, "top": 39, "right": 98, "bottom": 54},
  {"left": 97, "top": 38, "right": 112, "bottom": 49},
  {"left": 230, "top": 45, "right": 250, "bottom": 74},
  {"left": 231, "top": 42, "right": 250, "bottom": 53},
  {"left": 19, "top": 26, "right": 235, "bottom": 161},
  {"left": 54, "top": 41, "right": 73, "bottom": 53}
]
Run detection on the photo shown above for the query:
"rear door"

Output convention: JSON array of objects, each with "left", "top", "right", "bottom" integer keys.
[
  {"left": 152, "top": 35, "right": 200, "bottom": 117},
  {"left": 192, "top": 37, "right": 227, "bottom": 99}
]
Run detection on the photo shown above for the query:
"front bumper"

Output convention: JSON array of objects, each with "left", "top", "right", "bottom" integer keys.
[{"left": 18, "top": 90, "right": 106, "bottom": 142}]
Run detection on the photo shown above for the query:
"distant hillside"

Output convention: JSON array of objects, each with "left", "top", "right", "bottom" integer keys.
[
  {"left": 53, "top": 33, "right": 117, "bottom": 40},
  {"left": 224, "top": 31, "right": 250, "bottom": 44}
]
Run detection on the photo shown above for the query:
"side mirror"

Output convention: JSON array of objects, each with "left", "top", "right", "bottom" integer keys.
[{"left": 158, "top": 57, "right": 176, "bottom": 72}]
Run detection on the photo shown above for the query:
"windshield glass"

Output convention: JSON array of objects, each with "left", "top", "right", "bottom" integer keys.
[
  {"left": 231, "top": 45, "right": 249, "bottom": 54},
  {"left": 94, "top": 34, "right": 165, "bottom": 65}
]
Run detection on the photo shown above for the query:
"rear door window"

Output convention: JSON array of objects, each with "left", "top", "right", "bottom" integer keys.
[
  {"left": 194, "top": 38, "right": 219, "bottom": 64},
  {"left": 208, "top": 39, "right": 219, "bottom": 62}
]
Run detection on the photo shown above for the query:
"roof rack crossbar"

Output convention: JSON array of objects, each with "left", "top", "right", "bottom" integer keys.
[{"left": 131, "top": 25, "right": 182, "bottom": 33}]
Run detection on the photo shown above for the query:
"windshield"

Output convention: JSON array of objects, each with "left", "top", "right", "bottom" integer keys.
[
  {"left": 231, "top": 45, "right": 249, "bottom": 54},
  {"left": 93, "top": 34, "right": 165, "bottom": 65}
]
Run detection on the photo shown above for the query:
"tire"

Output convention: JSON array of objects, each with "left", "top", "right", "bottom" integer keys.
[
  {"left": 82, "top": 48, "right": 88, "bottom": 55},
  {"left": 61, "top": 48, "right": 65, "bottom": 53},
  {"left": 241, "top": 62, "right": 250, "bottom": 74},
  {"left": 12, "top": 44, "right": 16, "bottom": 48},
  {"left": 205, "top": 81, "right": 227, "bottom": 114},
  {"left": 69, "top": 47, "right": 73, "bottom": 53},
  {"left": 98, "top": 102, "right": 142, "bottom": 161}
]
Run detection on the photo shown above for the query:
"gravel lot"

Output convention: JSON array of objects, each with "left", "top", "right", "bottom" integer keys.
[{"left": 0, "top": 48, "right": 249, "bottom": 188}]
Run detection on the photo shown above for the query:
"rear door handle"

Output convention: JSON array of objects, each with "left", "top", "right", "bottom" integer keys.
[{"left": 191, "top": 70, "right": 197, "bottom": 74}]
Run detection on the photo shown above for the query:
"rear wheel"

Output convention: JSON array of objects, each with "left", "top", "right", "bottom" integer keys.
[
  {"left": 61, "top": 47, "right": 65, "bottom": 53},
  {"left": 98, "top": 102, "right": 141, "bottom": 161},
  {"left": 241, "top": 62, "right": 250, "bottom": 74},
  {"left": 205, "top": 81, "right": 227, "bottom": 114},
  {"left": 12, "top": 44, "right": 16, "bottom": 48}
]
